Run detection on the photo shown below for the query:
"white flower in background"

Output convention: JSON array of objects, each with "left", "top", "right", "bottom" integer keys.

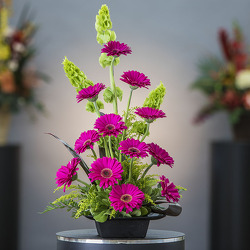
[
  {"left": 8, "top": 60, "right": 18, "bottom": 71},
  {"left": 13, "top": 42, "right": 25, "bottom": 53},
  {"left": 235, "top": 69, "right": 250, "bottom": 90},
  {"left": 3, "top": 26, "right": 14, "bottom": 37}
]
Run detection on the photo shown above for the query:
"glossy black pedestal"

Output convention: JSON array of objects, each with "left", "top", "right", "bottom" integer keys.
[
  {"left": 0, "top": 145, "right": 20, "bottom": 250},
  {"left": 211, "top": 141, "right": 250, "bottom": 250},
  {"left": 57, "top": 229, "right": 185, "bottom": 250}
]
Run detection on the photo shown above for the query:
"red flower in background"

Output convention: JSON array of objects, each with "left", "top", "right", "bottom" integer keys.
[{"left": 221, "top": 90, "right": 242, "bottom": 110}]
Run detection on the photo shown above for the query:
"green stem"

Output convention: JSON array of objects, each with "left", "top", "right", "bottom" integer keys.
[
  {"left": 93, "top": 101, "right": 101, "bottom": 117},
  {"left": 104, "top": 138, "right": 110, "bottom": 157},
  {"left": 119, "top": 89, "right": 134, "bottom": 162},
  {"left": 91, "top": 148, "right": 97, "bottom": 160},
  {"left": 141, "top": 123, "right": 150, "bottom": 142},
  {"left": 109, "top": 136, "right": 114, "bottom": 158},
  {"left": 128, "top": 158, "right": 134, "bottom": 182},
  {"left": 76, "top": 178, "right": 90, "bottom": 187},
  {"left": 110, "top": 57, "right": 118, "bottom": 114},
  {"left": 140, "top": 163, "right": 154, "bottom": 179},
  {"left": 124, "top": 88, "right": 133, "bottom": 123}
]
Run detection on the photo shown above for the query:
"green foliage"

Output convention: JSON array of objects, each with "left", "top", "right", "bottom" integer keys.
[
  {"left": 191, "top": 57, "right": 224, "bottom": 95},
  {"left": 75, "top": 185, "right": 116, "bottom": 222},
  {"left": 176, "top": 185, "right": 187, "bottom": 199},
  {"left": 99, "top": 53, "right": 120, "bottom": 68},
  {"left": 86, "top": 100, "right": 104, "bottom": 113},
  {"left": 103, "top": 86, "right": 123, "bottom": 103},
  {"left": 228, "top": 108, "right": 244, "bottom": 124},
  {"left": 143, "top": 82, "right": 166, "bottom": 109},
  {"left": 41, "top": 189, "right": 84, "bottom": 217},
  {"left": 123, "top": 107, "right": 148, "bottom": 140}
]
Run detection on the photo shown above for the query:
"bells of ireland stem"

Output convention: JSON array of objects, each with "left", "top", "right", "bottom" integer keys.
[
  {"left": 95, "top": 4, "right": 112, "bottom": 33},
  {"left": 62, "top": 57, "right": 87, "bottom": 88},
  {"left": 99, "top": 53, "right": 120, "bottom": 68},
  {"left": 143, "top": 81, "right": 166, "bottom": 109}
]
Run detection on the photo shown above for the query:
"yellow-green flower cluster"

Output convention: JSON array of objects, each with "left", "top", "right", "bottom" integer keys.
[
  {"left": 95, "top": 4, "right": 116, "bottom": 45},
  {"left": 143, "top": 82, "right": 166, "bottom": 109},
  {"left": 62, "top": 57, "right": 93, "bottom": 92}
]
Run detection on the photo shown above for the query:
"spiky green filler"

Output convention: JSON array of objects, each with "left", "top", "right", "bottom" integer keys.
[
  {"left": 95, "top": 4, "right": 116, "bottom": 45},
  {"left": 143, "top": 82, "right": 166, "bottom": 109}
]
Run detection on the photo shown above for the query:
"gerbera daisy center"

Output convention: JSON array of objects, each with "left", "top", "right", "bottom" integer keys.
[
  {"left": 100, "top": 168, "right": 113, "bottom": 178},
  {"left": 83, "top": 139, "right": 92, "bottom": 146},
  {"left": 128, "top": 147, "right": 140, "bottom": 153},
  {"left": 105, "top": 124, "right": 115, "bottom": 131},
  {"left": 120, "top": 194, "right": 133, "bottom": 203}
]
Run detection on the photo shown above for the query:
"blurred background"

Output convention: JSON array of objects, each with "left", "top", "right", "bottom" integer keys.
[{"left": 2, "top": 0, "right": 250, "bottom": 249}]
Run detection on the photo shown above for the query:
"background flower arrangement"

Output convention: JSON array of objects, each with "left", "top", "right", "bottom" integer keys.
[
  {"left": 43, "top": 4, "right": 185, "bottom": 223},
  {"left": 0, "top": 2, "right": 48, "bottom": 118},
  {"left": 191, "top": 22, "right": 250, "bottom": 125}
]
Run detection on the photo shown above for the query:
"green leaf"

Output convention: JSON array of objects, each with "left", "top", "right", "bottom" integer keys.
[
  {"left": 228, "top": 108, "right": 244, "bottom": 124},
  {"left": 142, "top": 186, "right": 152, "bottom": 195},
  {"left": 131, "top": 209, "right": 141, "bottom": 217},
  {"left": 93, "top": 210, "right": 108, "bottom": 222},
  {"left": 140, "top": 206, "right": 149, "bottom": 216}
]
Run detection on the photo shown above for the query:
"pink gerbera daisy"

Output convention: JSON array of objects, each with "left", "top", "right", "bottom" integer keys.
[
  {"left": 135, "top": 107, "right": 166, "bottom": 123},
  {"left": 160, "top": 175, "right": 180, "bottom": 203},
  {"left": 94, "top": 113, "right": 127, "bottom": 137},
  {"left": 76, "top": 83, "right": 106, "bottom": 103},
  {"left": 88, "top": 157, "right": 123, "bottom": 189},
  {"left": 118, "top": 138, "right": 148, "bottom": 158},
  {"left": 147, "top": 143, "right": 174, "bottom": 167},
  {"left": 74, "top": 130, "right": 100, "bottom": 154},
  {"left": 101, "top": 41, "right": 132, "bottom": 57},
  {"left": 120, "top": 70, "right": 151, "bottom": 89},
  {"left": 109, "top": 183, "right": 145, "bottom": 213},
  {"left": 55, "top": 158, "right": 80, "bottom": 192}
]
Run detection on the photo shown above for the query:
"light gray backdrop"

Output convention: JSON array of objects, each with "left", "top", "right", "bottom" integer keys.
[{"left": 8, "top": 0, "right": 250, "bottom": 250}]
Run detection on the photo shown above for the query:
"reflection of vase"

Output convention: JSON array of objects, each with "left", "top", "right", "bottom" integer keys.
[
  {"left": 232, "top": 112, "right": 250, "bottom": 141},
  {"left": 0, "top": 106, "right": 11, "bottom": 146}
]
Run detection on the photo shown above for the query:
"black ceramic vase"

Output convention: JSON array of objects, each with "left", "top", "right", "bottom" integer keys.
[{"left": 86, "top": 204, "right": 182, "bottom": 238}]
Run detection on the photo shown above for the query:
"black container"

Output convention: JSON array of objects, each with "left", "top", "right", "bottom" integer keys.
[
  {"left": 211, "top": 141, "right": 250, "bottom": 250},
  {"left": 0, "top": 145, "right": 20, "bottom": 250},
  {"left": 88, "top": 213, "right": 165, "bottom": 238}
]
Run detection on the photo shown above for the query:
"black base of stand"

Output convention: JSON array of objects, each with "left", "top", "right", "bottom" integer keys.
[
  {"left": 0, "top": 145, "right": 20, "bottom": 250},
  {"left": 211, "top": 141, "right": 250, "bottom": 250}
]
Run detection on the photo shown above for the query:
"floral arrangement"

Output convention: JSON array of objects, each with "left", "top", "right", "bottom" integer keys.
[
  {"left": 43, "top": 4, "right": 185, "bottom": 223},
  {"left": 191, "top": 23, "right": 250, "bottom": 124},
  {"left": 0, "top": 2, "right": 47, "bottom": 115}
]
